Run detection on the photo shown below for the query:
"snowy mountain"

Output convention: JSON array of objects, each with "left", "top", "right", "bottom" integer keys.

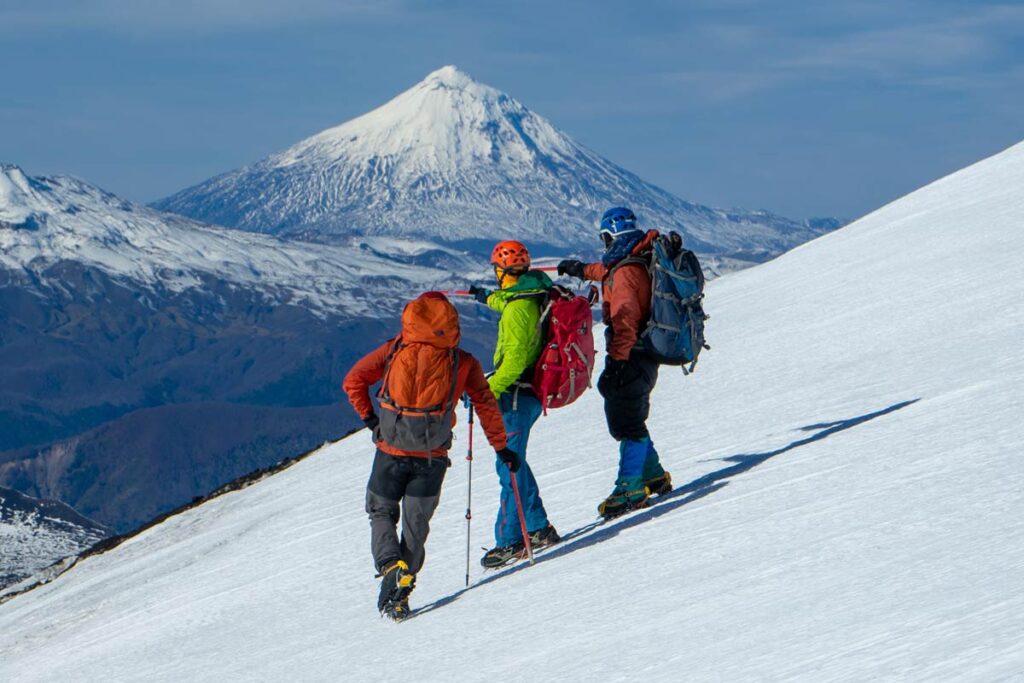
[
  {"left": 2, "top": 141, "right": 1021, "bottom": 680},
  {"left": 154, "top": 66, "right": 836, "bottom": 264},
  {"left": 0, "top": 486, "right": 109, "bottom": 590},
  {"left": 1, "top": 163, "right": 478, "bottom": 317},
  {"left": 0, "top": 164, "right": 496, "bottom": 532}
]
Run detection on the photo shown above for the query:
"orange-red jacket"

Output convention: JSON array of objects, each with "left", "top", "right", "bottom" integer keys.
[
  {"left": 582, "top": 230, "right": 656, "bottom": 361},
  {"left": 343, "top": 341, "right": 507, "bottom": 458}
]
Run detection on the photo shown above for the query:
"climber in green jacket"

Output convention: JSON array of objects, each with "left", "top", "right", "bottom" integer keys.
[{"left": 468, "top": 240, "right": 561, "bottom": 568}]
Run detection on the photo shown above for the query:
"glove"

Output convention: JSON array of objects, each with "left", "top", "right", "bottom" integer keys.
[
  {"left": 598, "top": 357, "right": 628, "bottom": 393},
  {"left": 557, "top": 259, "right": 585, "bottom": 279},
  {"left": 468, "top": 285, "right": 491, "bottom": 304},
  {"left": 496, "top": 447, "right": 520, "bottom": 473},
  {"left": 362, "top": 413, "right": 379, "bottom": 436}
]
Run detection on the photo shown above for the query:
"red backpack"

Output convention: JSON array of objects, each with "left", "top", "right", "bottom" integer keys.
[{"left": 531, "top": 285, "right": 598, "bottom": 414}]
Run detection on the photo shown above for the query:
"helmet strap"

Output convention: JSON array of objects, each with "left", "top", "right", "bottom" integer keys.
[{"left": 494, "top": 265, "right": 524, "bottom": 288}]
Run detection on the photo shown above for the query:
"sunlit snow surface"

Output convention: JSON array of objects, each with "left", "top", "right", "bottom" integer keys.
[{"left": 1, "top": 142, "right": 1023, "bottom": 680}]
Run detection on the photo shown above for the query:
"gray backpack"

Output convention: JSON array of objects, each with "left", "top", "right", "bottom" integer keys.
[{"left": 613, "top": 231, "right": 709, "bottom": 373}]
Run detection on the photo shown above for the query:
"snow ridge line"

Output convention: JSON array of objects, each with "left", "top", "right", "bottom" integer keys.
[{"left": 0, "top": 427, "right": 361, "bottom": 606}]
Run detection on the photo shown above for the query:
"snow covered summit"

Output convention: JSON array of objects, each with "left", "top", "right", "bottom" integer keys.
[
  {"left": 153, "top": 66, "right": 834, "bottom": 263},
  {"left": 3, "top": 141, "right": 1022, "bottom": 680}
]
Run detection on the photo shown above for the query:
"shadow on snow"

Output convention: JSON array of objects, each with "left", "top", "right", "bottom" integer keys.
[{"left": 410, "top": 398, "right": 919, "bottom": 619}]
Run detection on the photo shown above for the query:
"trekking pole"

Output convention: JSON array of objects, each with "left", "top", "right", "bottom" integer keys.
[
  {"left": 464, "top": 406, "right": 474, "bottom": 587},
  {"left": 507, "top": 465, "right": 535, "bottom": 565},
  {"left": 441, "top": 289, "right": 473, "bottom": 297}
]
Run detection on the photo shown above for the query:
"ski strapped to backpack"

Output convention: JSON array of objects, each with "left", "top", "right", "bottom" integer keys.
[
  {"left": 376, "top": 340, "right": 461, "bottom": 454},
  {"left": 612, "top": 231, "right": 710, "bottom": 374},
  {"left": 528, "top": 284, "right": 598, "bottom": 414}
]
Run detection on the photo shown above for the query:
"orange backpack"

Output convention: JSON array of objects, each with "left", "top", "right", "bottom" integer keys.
[{"left": 377, "top": 293, "right": 462, "bottom": 454}]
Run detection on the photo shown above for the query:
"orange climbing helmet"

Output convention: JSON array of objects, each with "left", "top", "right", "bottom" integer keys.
[{"left": 490, "top": 240, "right": 531, "bottom": 274}]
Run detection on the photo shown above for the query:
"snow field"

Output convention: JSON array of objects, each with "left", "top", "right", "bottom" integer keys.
[{"left": 1, "top": 142, "right": 1024, "bottom": 681}]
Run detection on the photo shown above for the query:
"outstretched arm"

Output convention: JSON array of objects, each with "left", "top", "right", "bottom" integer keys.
[{"left": 582, "top": 262, "right": 607, "bottom": 282}]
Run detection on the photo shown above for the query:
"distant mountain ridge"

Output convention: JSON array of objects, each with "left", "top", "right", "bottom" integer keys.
[
  {"left": 0, "top": 67, "right": 842, "bottom": 545},
  {"left": 0, "top": 163, "right": 497, "bottom": 532},
  {"left": 154, "top": 66, "right": 838, "bottom": 264},
  {"left": 0, "top": 163, "right": 477, "bottom": 318}
]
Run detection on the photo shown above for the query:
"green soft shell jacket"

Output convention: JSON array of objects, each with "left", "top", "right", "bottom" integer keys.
[{"left": 485, "top": 270, "right": 553, "bottom": 397}]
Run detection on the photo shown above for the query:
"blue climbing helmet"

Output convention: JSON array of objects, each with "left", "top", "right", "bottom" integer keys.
[{"left": 599, "top": 206, "right": 640, "bottom": 242}]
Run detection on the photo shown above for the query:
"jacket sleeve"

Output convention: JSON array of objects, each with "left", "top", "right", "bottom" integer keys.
[
  {"left": 582, "top": 262, "right": 607, "bottom": 281},
  {"left": 342, "top": 341, "right": 392, "bottom": 419},
  {"left": 462, "top": 354, "right": 508, "bottom": 451},
  {"left": 487, "top": 299, "right": 537, "bottom": 397},
  {"left": 608, "top": 264, "right": 651, "bottom": 361}
]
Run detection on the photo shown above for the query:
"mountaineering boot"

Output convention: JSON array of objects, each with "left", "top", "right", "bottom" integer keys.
[
  {"left": 600, "top": 441, "right": 651, "bottom": 519},
  {"left": 528, "top": 523, "right": 561, "bottom": 549},
  {"left": 383, "top": 596, "right": 411, "bottom": 622},
  {"left": 480, "top": 542, "right": 526, "bottom": 569},
  {"left": 378, "top": 560, "right": 416, "bottom": 620},
  {"left": 598, "top": 477, "right": 649, "bottom": 519},
  {"left": 644, "top": 471, "right": 672, "bottom": 497}
]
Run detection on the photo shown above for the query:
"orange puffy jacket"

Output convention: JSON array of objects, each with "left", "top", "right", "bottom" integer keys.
[
  {"left": 582, "top": 230, "right": 657, "bottom": 361},
  {"left": 343, "top": 294, "right": 507, "bottom": 458}
]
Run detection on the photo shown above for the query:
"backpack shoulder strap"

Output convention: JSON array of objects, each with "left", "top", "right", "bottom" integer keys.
[
  {"left": 507, "top": 290, "right": 547, "bottom": 302},
  {"left": 505, "top": 289, "right": 552, "bottom": 339},
  {"left": 607, "top": 254, "right": 652, "bottom": 291},
  {"left": 377, "top": 337, "right": 404, "bottom": 403},
  {"left": 439, "top": 348, "right": 461, "bottom": 418}
]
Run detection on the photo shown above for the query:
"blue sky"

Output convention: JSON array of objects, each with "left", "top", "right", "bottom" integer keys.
[{"left": 1, "top": 0, "right": 1021, "bottom": 219}]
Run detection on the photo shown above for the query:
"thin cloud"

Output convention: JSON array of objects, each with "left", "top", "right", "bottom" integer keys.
[
  {"left": 778, "top": 6, "right": 1022, "bottom": 72},
  {"left": 0, "top": 0, "right": 399, "bottom": 34},
  {"left": 660, "top": 3, "right": 1024, "bottom": 102}
]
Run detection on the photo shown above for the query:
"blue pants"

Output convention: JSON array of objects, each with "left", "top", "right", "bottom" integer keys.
[{"left": 494, "top": 392, "right": 549, "bottom": 546}]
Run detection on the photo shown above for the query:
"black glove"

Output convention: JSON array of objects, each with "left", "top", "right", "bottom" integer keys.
[
  {"left": 469, "top": 285, "right": 491, "bottom": 304},
  {"left": 598, "top": 358, "right": 628, "bottom": 393},
  {"left": 360, "top": 413, "right": 376, "bottom": 440},
  {"left": 497, "top": 447, "right": 520, "bottom": 473},
  {"left": 557, "top": 259, "right": 585, "bottom": 279}
]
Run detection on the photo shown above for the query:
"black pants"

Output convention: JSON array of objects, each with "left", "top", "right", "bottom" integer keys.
[
  {"left": 365, "top": 450, "right": 448, "bottom": 575},
  {"left": 597, "top": 352, "right": 659, "bottom": 442}
]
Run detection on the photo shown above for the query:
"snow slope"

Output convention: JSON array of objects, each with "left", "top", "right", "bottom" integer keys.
[
  {"left": 0, "top": 164, "right": 476, "bottom": 318},
  {"left": 154, "top": 66, "right": 834, "bottom": 263},
  {"left": 2, "top": 141, "right": 1023, "bottom": 680}
]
